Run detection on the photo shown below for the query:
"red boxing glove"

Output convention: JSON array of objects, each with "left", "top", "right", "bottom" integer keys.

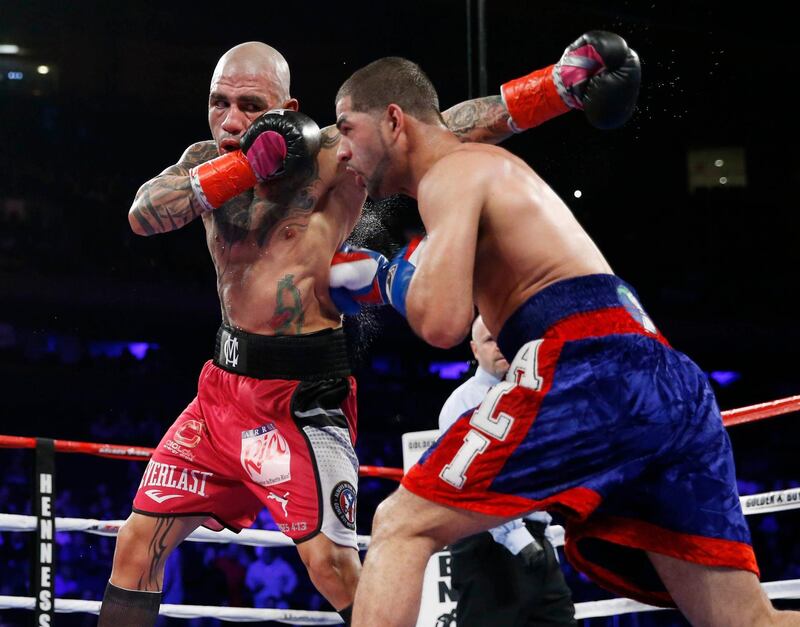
[
  {"left": 188, "top": 109, "right": 321, "bottom": 212},
  {"left": 501, "top": 31, "right": 640, "bottom": 131},
  {"left": 189, "top": 150, "right": 257, "bottom": 212}
]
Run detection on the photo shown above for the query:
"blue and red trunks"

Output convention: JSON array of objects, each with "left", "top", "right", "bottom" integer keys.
[{"left": 402, "top": 274, "right": 757, "bottom": 606}]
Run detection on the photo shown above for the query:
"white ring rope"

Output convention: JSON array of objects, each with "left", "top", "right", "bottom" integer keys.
[
  {"left": 0, "top": 596, "right": 344, "bottom": 624},
  {"left": 0, "top": 514, "right": 371, "bottom": 551},
  {"left": 1, "top": 486, "right": 797, "bottom": 549},
  {"left": 1, "top": 486, "right": 797, "bottom": 621},
  {"left": 1, "top": 580, "right": 799, "bottom": 622},
  {"left": 572, "top": 579, "right": 800, "bottom": 620}
]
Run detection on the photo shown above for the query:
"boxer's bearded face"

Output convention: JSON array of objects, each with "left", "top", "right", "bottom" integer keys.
[
  {"left": 208, "top": 69, "right": 275, "bottom": 155},
  {"left": 335, "top": 100, "right": 398, "bottom": 200}
]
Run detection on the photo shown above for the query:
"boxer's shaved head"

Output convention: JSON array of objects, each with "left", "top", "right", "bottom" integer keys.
[{"left": 212, "top": 42, "right": 291, "bottom": 104}]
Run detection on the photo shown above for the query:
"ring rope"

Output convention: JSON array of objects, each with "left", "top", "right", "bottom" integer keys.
[
  {"left": 1, "top": 395, "right": 796, "bottom": 467},
  {"left": 0, "top": 433, "right": 403, "bottom": 481},
  {"left": 2, "top": 578, "right": 799, "bottom": 622},
  {"left": 2, "top": 486, "right": 798, "bottom": 550},
  {"left": 0, "top": 394, "right": 797, "bottom": 622},
  {"left": 0, "top": 596, "right": 345, "bottom": 624},
  {"left": 0, "top": 514, "right": 372, "bottom": 550}
]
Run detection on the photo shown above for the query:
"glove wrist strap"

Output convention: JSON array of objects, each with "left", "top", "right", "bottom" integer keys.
[
  {"left": 189, "top": 150, "right": 257, "bottom": 211},
  {"left": 500, "top": 64, "right": 570, "bottom": 132},
  {"left": 385, "top": 237, "right": 426, "bottom": 318}
]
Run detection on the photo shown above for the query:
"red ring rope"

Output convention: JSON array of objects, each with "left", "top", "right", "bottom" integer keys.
[{"left": 1, "top": 395, "right": 797, "bottom": 481}]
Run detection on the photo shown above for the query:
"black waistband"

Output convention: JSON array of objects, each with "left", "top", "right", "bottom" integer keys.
[{"left": 213, "top": 325, "right": 351, "bottom": 381}]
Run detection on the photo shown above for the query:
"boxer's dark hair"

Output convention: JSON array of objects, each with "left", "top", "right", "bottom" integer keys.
[{"left": 336, "top": 57, "right": 443, "bottom": 125}]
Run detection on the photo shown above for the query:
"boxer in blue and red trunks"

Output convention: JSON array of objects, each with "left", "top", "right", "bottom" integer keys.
[
  {"left": 100, "top": 35, "right": 639, "bottom": 627},
  {"left": 330, "top": 54, "right": 800, "bottom": 626}
]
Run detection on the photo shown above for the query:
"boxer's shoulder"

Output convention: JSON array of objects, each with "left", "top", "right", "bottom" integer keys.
[{"left": 177, "top": 140, "right": 219, "bottom": 168}]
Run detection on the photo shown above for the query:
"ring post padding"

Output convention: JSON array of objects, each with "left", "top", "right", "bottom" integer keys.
[{"left": 33, "top": 437, "right": 56, "bottom": 626}]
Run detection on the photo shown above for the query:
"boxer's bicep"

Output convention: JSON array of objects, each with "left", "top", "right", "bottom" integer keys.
[
  {"left": 408, "top": 161, "right": 484, "bottom": 347},
  {"left": 129, "top": 141, "right": 218, "bottom": 236}
]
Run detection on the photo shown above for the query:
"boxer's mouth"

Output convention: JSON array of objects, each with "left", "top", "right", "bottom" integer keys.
[{"left": 220, "top": 139, "right": 240, "bottom": 153}]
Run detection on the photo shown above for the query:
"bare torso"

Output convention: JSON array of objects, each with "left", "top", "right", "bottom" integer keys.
[
  {"left": 132, "top": 127, "right": 365, "bottom": 335},
  {"left": 418, "top": 142, "right": 613, "bottom": 341},
  {"left": 208, "top": 129, "right": 365, "bottom": 334},
  {"left": 129, "top": 95, "right": 516, "bottom": 337}
]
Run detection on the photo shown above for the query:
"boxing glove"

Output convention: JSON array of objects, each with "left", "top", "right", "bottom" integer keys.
[
  {"left": 383, "top": 236, "right": 426, "bottom": 318},
  {"left": 189, "top": 109, "right": 322, "bottom": 211},
  {"left": 329, "top": 236, "right": 427, "bottom": 317},
  {"left": 501, "top": 30, "right": 641, "bottom": 131},
  {"left": 329, "top": 246, "right": 390, "bottom": 315},
  {"left": 241, "top": 109, "right": 322, "bottom": 180}
]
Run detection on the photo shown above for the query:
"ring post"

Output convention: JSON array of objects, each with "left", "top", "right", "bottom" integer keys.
[{"left": 32, "top": 438, "right": 56, "bottom": 626}]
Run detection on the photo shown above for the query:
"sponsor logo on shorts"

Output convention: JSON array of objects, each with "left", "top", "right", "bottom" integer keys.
[
  {"left": 223, "top": 333, "right": 239, "bottom": 368},
  {"left": 164, "top": 419, "right": 206, "bottom": 462},
  {"left": 277, "top": 521, "right": 308, "bottom": 534},
  {"left": 331, "top": 481, "right": 357, "bottom": 530},
  {"left": 617, "top": 285, "right": 657, "bottom": 334},
  {"left": 174, "top": 419, "right": 204, "bottom": 448},
  {"left": 138, "top": 460, "right": 213, "bottom": 498},
  {"left": 163, "top": 439, "right": 196, "bottom": 462},
  {"left": 144, "top": 489, "right": 184, "bottom": 504},
  {"left": 267, "top": 490, "right": 290, "bottom": 518},
  {"left": 241, "top": 423, "right": 291, "bottom": 487}
]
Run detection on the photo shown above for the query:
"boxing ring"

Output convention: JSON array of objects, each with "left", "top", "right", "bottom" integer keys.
[{"left": 1, "top": 395, "right": 798, "bottom": 624}]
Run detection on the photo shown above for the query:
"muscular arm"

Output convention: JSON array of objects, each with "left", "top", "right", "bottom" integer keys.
[
  {"left": 128, "top": 141, "right": 218, "bottom": 236},
  {"left": 442, "top": 95, "right": 513, "bottom": 145},
  {"left": 406, "top": 154, "right": 485, "bottom": 348}
]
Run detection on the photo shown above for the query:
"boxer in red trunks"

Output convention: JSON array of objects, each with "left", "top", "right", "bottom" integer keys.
[
  {"left": 97, "top": 38, "right": 624, "bottom": 627},
  {"left": 331, "top": 54, "right": 800, "bottom": 626}
]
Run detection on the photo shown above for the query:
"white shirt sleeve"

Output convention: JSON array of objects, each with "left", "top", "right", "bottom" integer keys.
[
  {"left": 488, "top": 519, "right": 536, "bottom": 555},
  {"left": 438, "top": 367, "right": 500, "bottom": 432}
]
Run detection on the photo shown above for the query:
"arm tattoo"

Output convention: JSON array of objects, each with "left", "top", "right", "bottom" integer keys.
[
  {"left": 443, "top": 95, "right": 513, "bottom": 144},
  {"left": 268, "top": 274, "right": 305, "bottom": 335},
  {"left": 130, "top": 142, "right": 217, "bottom": 235}
]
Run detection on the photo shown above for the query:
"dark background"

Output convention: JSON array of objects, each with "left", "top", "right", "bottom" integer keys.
[{"left": 0, "top": 1, "right": 798, "bottom": 625}]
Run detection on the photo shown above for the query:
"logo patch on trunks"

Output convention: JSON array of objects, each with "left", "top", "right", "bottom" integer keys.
[
  {"left": 144, "top": 489, "right": 184, "bottom": 504},
  {"left": 223, "top": 333, "right": 239, "bottom": 368},
  {"left": 241, "top": 423, "right": 291, "bottom": 487},
  {"left": 331, "top": 481, "right": 357, "bottom": 530},
  {"left": 617, "top": 285, "right": 657, "bottom": 334}
]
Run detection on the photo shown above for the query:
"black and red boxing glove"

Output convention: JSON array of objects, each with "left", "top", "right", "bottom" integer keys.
[
  {"left": 189, "top": 109, "right": 322, "bottom": 212},
  {"left": 501, "top": 31, "right": 641, "bottom": 131},
  {"left": 241, "top": 109, "right": 322, "bottom": 180}
]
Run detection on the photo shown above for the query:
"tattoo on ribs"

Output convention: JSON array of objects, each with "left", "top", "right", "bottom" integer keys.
[{"left": 269, "top": 274, "right": 305, "bottom": 334}]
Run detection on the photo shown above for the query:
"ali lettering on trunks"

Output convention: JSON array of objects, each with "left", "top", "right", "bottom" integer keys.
[
  {"left": 241, "top": 423, "right": 291, "bottom": 486},
  {"left": 138, "top": 460, "right": 212, "bottom": 497}
]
